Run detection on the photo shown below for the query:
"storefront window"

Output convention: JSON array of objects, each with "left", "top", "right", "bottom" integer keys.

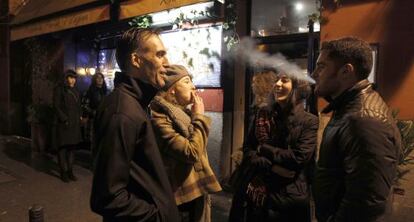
[
  {"left": 75, "top": 45, "right": 97, "bottom": 76},
  {"left": 251, "top": 0, "right": 320, "bottom": 37},
  {"left": 160, "top": 25, "right": 222, "bottom": 88},
  {"left": 98, "top": 49, "right": 120, "bottom": 91}
]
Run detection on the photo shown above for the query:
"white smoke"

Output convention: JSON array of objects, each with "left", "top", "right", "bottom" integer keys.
[{"left": 229, "top": 37, "right": 315, "bottom": 84}]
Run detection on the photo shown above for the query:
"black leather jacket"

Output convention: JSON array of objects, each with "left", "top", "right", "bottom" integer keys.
[{"left": 313, "top": 80, "right": 401, "bottom": 222}]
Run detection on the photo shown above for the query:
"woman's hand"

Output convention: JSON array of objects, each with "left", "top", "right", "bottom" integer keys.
[
  {"left": 250, "top": 152, "right": 271, "bottom": 169},
  {"left": 191, "top": 91, "right": 204, "bottom": 115}
]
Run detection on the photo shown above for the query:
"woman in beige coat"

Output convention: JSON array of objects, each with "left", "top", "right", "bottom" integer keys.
[{"left": 150, "top": 65, "right": 222, "bottom": 222}]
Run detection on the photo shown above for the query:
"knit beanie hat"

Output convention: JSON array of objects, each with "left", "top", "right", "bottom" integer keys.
[
  {"left": 64, "top": 69, "right": 77, "bottom": 78},
  {"left": 163, "top": 65, "right": 190, "bottom": 91}
]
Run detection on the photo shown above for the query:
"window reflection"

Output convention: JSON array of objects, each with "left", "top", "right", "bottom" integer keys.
[{"left": 251, "top": 0, "right": 320, "bottom": 36}]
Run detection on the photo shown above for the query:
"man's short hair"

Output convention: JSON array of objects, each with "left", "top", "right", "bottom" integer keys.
[
  {"left": 116, "top": 28, "right": 160, "bottom": 71},
  {"left": 321, "top": 37, "right": 373, "bottom": 80}
]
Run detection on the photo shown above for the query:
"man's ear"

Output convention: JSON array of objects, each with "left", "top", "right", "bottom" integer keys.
[
  {"left": 339, "top": 63, "right": 355, "bottom": 80},
  {"left": 130, "top": 53, "right": 141, "bottom": 68}
]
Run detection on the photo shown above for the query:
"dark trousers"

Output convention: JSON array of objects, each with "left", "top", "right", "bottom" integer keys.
[{"left": 57, "top": 145, "right": 77, "bottom": 173}]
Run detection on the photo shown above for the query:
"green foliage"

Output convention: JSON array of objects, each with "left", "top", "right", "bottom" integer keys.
[
  {"left": 307, "top": 0, "right": 345, "bottom": 27},
  {"left": 396, "top": 119, "right": 414, "bottom": 182},
  {"left": 199, "top": 48, "right": 211, "bottom": 57},
  {"left": 223, "top": 0, "right": 239, "bottom": 51},
  {"left": 171, "top": 9, "right": 212, "bottom": 29},
  {"left": 128, "top": 5, "right": 224, "bottom": 70},
  {"left": 128, "top": 15, "right": 153, "bottom": 28},
  {"left": 187, "top": 58, "right": 193, "bottom": 67},
  {"left": 223, "top": 35, "right": 239, "bottom": 51},
  {"left": 392, "top": 110, "right": 414, "bottom": 184}
]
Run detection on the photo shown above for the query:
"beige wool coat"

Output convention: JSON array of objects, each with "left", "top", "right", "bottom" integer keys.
[{"left": 150, "top": 96, "right": 222, "bottom": 205}]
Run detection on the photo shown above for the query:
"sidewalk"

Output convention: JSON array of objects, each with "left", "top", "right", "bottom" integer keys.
[
  {"left": 0, "top": 136, "right": 231, "bottom": 222},
  {"left": 0, "top": 136, "right": 100, "bottom": 222}
]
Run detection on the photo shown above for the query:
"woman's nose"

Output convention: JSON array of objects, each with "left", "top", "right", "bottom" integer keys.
[{"left": 275, "top": 80, "right": 283, "bottom": 87}]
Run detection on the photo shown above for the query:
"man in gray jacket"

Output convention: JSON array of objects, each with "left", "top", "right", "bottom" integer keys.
[
  {"left": 90, "top": 28, "right": 180, "bottom": 222},
  {"left": 312, "top": 37, "right": 401, "bottom": 222}
]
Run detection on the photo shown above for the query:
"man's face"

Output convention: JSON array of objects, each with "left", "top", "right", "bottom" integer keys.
[
  {"left": 136, "top": 35, "right": 169, "bottom": 89},
  {"left": 312, "top": 50, "right": 342, "bottom": 98}
]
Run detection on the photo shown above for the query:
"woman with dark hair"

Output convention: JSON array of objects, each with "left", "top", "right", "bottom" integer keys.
[
  {"left": 229, "top": 72, "right": 318, "bottom": 222},
  {"left": 83, "top": 72, "right": 107, "bottom": 144},
  {"left": 54, "top": 70, "right": 82, "bottom": 182},
  {"left": 84, "top": 72, "right": 107, "bottom": 117},
  {"left": 150, "top": 65, "right": 221, "bottom": 222}
]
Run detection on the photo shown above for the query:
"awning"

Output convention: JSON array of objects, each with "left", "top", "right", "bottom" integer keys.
[
  {"left": 9, "top": 0, "right": 28, "bottom": 16},
  {"left": 10, "top": 0, "right": 211, "bottom": 41},
  {"left": 10, "top": 0, "right": 110, "bottom": 41},
  {"left": 11, "top": 0, "right": 100, "bottom": 25},
  {"left": 119, "top": 0, "right": 210, "bottom": 20}
]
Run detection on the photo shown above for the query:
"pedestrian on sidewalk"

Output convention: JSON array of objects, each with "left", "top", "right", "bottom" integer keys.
[
  {"left": 82, "top": 72, "right": 108, "bottom": 148},
  {"left": 312, "top": 37, "right": 401, "bottom": 222},
  {"left": 90, "top": 28, "right": 180, "bottom": 222},
  {"left": 150, "top": 65, "right": 222, "bottom": 222},
  {"left": 53, "top": 69, "right": 82, "bottom": 183}
]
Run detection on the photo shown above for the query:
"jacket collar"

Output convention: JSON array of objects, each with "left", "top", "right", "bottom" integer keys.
[
  {"left": 272, "top": 102, "right": 304, "bottom": 117},
  {"left": 114, "top": 71, "right": 158, "bottom": 107},
  {"left": 322, "top": 79, "right": 372, "bottom": 114},
  {"left": 150, "top": 96, "right": 193, "bottom": 138}
]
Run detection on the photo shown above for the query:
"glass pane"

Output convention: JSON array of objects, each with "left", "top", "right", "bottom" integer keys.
[
  {"left": 160, "top": 25, "right": 222, "bottom": 88},
  {"left": 98, "top": 49, "right": 120, "bottom": 91},
  {"left": 251, "top": 0, "right": 320, "bottom": 36}
]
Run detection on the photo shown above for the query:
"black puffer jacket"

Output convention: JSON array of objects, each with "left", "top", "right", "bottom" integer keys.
[
  {"left": 229, "top": 103, "right": 318, "bottom": 221},
  {"left": 90, "top": 73, "right": 180, "bottom": 222},
  {"left": 256, "top": 104, "right": 318, "bottom": 208},
  {"left": 313, "top": 80, "right": 401, "bottom": 222}
]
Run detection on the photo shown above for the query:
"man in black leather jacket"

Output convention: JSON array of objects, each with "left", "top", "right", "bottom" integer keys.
[
  {"left": 312, "top": 37, "right": 401, "bottom": 222},
  {"left": 90, "top": 28, "right": 180, "bottom": 222}
]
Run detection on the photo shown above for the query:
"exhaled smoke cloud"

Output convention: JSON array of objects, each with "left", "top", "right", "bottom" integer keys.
[{"left": 229, "top": 37, "right": 315, "bottom": 84}]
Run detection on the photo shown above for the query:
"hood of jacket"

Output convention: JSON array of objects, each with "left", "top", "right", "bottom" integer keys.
[{"left": 114, "top": 71, "right": 158, "bottom": 108}]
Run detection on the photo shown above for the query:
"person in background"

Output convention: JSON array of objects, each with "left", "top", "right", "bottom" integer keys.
[
  {"left": 251, "top": 70, "right": 278, "bottom": 109},
  {"left": 227, "top": 69, "right": 277, "bottom": 219},
  {"left": 150, "top": 65, "right": 221, "bottom": 222},
  {"left": 82, "top": 72, "right": 108, "bottom": 146},
  {"left": 312, "top": 37, "right": 401, "bottom": 222},
  {"left": 84, "top": 72, "right": 107, "bottom": 117},
  {"left": 229, "top": 71, "right": 318, "bottom": 222},
  {"left": 53, "top": 69, "right": 82, "bottom": 183},
  {"left": 227, "top": 69, "right": 278, "bottom": 179},
  {"left": 90, "top": 28, "right": 180, "bottom": 222}
]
